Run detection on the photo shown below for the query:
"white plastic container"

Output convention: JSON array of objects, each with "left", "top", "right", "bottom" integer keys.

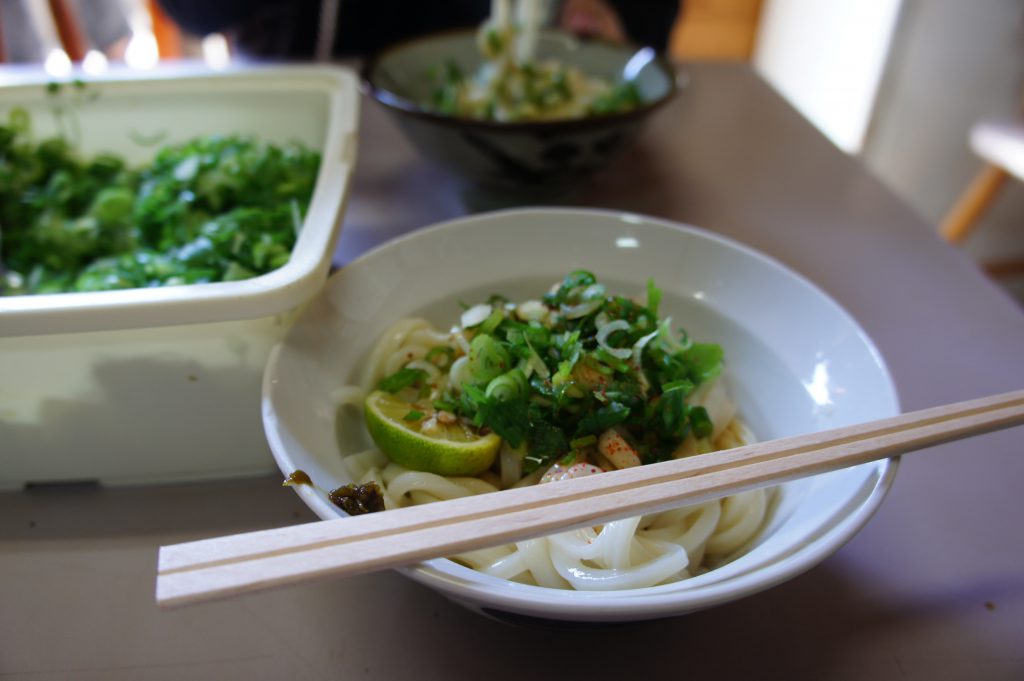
[{"left": 0, "top": 65, "right": 359, "bottom": 489}]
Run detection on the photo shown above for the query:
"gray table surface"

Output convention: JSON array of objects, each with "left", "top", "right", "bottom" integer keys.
[{"left": 2, "top": 62, "right": 1023, "bottom": 680}]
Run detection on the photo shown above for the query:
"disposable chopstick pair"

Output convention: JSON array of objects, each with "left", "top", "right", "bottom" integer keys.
[{"left": 156, "top": 388, "right": 1024, "bottom": 608}]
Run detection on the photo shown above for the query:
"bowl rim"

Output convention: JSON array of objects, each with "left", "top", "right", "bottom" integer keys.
[
  {"left": 361, "top": 27, "right": 679, "bottom": 132},
  {"left": 262, "top": 206, "right": 902, "bottom": 621}
]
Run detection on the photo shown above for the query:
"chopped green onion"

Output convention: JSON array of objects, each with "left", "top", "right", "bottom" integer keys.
[
  {"left": 690, "top": 406, "right": 713, "bottom": 439},
  {"left": 377, "top": 367, "right": 428, "bottom": 393},
  {"left": 485, "top": 368, "right": 527, "bottom": 401},
  {"left": 523, "top": 346, "right": 550, "bottom": 379},
  {"left": 368, "top": 271, "right": 732, "bottom": 482},
  {"left": 646, "top": 278, "right": 662, "bottom": 318},
  {"left": 461, "top": 303, "right": 492, "bottom": 328},
  {"left": 432, "top": 399, "right": 458, "bottom": 413},
  {"left": 594, "top": 348, "right": 631, "bottom": 373},
  {"left": 480, "top": 306, "right": 505, "bottom": 334},
  {"left": 596, "top": 319, "right": 632, "bottom": 360},
  {"left": 467, "top": 333, "right": 512, "bottom": 385},
  {"left": 662, "top": 378, "right": 695, "bottom": 394},
  {"left": 570, "top": 434, "right": 597, "bottom": 450},
  {"left": 425, "top": 345, "right": 456, "bottom": 370}
]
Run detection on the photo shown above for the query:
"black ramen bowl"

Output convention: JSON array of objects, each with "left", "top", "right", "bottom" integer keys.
[{"left": 363, "top": 29, "right": 677, "bottom": 205}]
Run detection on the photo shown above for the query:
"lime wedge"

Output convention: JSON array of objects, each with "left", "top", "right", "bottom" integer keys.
[{"left": 364, "top": 390, "right": 501, "bottom": 476}]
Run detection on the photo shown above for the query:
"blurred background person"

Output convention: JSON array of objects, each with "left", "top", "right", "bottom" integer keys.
[{"left": 155, "top": 0, "right": 680, "bottom": 61}]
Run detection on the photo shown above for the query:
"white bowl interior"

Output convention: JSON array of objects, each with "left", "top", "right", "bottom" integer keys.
[{"left": 262, "top": 208, "right": 899, "bottom": 621}]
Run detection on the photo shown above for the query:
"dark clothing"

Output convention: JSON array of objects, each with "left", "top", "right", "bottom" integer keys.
[
  {"left": 608, "top": 0, "right": 680, "bottom": 51},
  {"left": 158, "top": 0, "right": 680, "bottom": 59}
]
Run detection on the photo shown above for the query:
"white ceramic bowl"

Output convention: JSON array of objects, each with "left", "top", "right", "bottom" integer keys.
[{"left": 262, "top": 208, "right": 899, "bottom": 623}]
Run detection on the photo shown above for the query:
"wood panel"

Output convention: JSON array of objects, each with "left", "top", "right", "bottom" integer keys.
[
  {"left": 148, "top": 0, "right": 183, "bottom": 59},
  {"left": 670, "top": 0, "right": 763, "bottom": 61},
  {"left": 47, "top": 0, "right": 87, "bottom": 60}
]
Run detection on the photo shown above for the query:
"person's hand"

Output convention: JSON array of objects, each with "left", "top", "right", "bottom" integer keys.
[{"left": 557, "top": 0, "right": 627, "bottom": 43}]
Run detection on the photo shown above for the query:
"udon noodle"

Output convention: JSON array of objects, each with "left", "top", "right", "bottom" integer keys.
[
  {"left": 330, "top": 277, "right": 774, "bottom": 591},
  {"left": 425, "top": 0, "right": 643, "bottom": 121}
]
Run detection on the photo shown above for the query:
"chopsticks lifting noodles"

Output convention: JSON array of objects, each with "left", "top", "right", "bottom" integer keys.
[{"left": 156, "top": 389, "right": 1024, "bottom": 608}]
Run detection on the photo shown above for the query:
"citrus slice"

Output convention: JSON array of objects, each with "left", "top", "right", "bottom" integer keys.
[{"left": 364, "top": 390, "right": 501, "bottom": 476}]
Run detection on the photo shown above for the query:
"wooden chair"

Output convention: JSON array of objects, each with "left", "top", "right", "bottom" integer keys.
[
  {"left": 939, "top": 116, "right": 1024, "bottom": 279},
  {"left": 941, "top": 118, "right": 1024, "bottom": 242},
  {"left": 47, "top": 0, "right": 88, "bottom": 61},
  {"left": 2, "top": 0, "right": 185, "bottom": 64},
  {"left": 670, "top": 0, "right": 763, "bottom": 61}
]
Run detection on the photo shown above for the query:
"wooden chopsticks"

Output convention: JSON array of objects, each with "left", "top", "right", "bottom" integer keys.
[{"left": 156, "top": 389, "right": 1024, "bottom": 608}]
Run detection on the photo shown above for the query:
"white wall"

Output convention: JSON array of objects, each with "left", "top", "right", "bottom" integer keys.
[
  {"left": 752, "top": 0, "right": 903, "bottom": 154},
  {"left": 753, "top": 0, "right": 1024, "bottom": 303},
  {"left": 863, "top": 0, "right": 1024, "bottom": 303}
]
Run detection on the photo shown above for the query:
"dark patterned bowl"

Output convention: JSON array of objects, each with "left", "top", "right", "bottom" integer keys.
[{"left": 363, "top": 29, "right": 677, "bottom": 204}]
